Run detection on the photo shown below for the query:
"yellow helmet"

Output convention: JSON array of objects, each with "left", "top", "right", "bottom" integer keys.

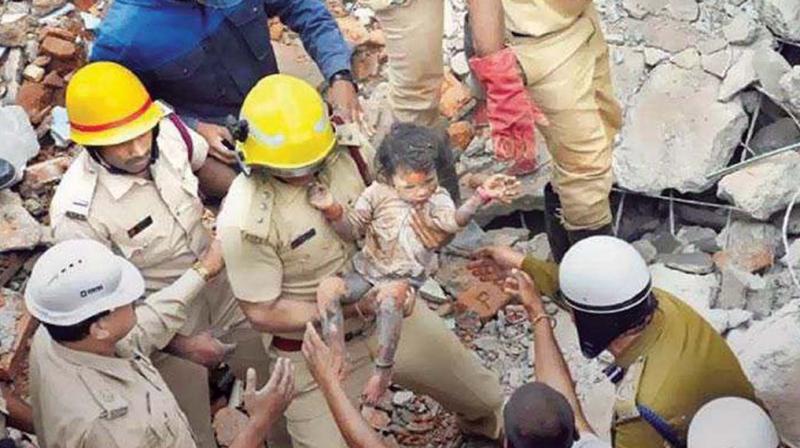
[
  {"left": 237, "top": 74, "right": 335, "bottom": 176},
  {"left": 66, "top": 62, "right": 166, "bottom": 146}
]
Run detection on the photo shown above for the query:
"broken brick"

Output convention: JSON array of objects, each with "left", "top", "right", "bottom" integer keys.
[
  {"left": 336, "top": 16, "right": 369, "bottom": 47},
  {"left": 22, "top": 156, "right": 72, "bottom": 193},
  {"left": 38, "top": 26, "right": 77, "bottom": 43},
  {"left": 40, "top": 36, "right": 78, "bottom": 60},
  {"left": 456, "top": 282, "right": 511, "bottom": 321},
  {"left": 447, "top": 121, "right": 474, "bottom": 151},
  {"left": 713, "top": 249, "right": 774, "bottom": 274},
  {"left": 72, "top": 0, "right": 98, "bottom": 11},
  {"left": 32, "top": 55, "right": 52, "bottom": 67},
  {"left": 0, "top": 289, "right": 37, "bottom": 381},
  {"left": 16, "top": 82, "right": 54, "bottom": 121},
  {"left": 43, "top": 71, "right": 65, "bottom": 89},
  {"left": 438, "top": 72, "right": 473, "bottom": 119},
  {"left": 352, "top": 49, "right": 381, "bottom": 80},
  {"left": 213, "top": 407, "right": 249, "bottom": 447}
]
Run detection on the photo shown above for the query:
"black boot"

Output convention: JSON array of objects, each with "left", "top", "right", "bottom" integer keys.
[
  {"left": 544, "top": 183, "right": 570, "bottom": 263},
  {"left": 568, "top": 223, "right": 614, "bottom": 246}
]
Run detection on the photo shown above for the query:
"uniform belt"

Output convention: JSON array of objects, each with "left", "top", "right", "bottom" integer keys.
[{"left": 272, "top": 329, "right": 366, "bottom": 352}]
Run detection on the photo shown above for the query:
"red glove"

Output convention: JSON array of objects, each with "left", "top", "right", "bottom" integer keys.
[{"left": 469, "top": 48, "right": 548, "bottom": 175}]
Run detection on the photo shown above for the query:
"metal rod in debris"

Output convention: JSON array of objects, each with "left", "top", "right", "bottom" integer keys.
[{"left": 705, "top": 140, "right": 800, "bottom": 180}]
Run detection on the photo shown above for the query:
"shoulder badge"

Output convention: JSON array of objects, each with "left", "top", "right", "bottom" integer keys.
[
  {"left": 242, "top": 177, "right": 274, "bottom": 244},
  {"left": 63, "top": 155, "right": 99, "bottom": 221},
  {"left": 77, "top": 371, "right": 129, "bottom": 421},
  {"left": 613, "top": 356, "right": 646, "bottom": 424}
]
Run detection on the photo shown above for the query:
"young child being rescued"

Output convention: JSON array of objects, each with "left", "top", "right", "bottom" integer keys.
[{"left": 307, "top": 123, "right": 520, "bottom": 404}]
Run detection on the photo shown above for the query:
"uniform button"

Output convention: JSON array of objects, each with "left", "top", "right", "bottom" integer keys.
[
  {"left": 260, "top": 203, "right": 267, "bottom": 210},
  {"left": 252, "top": 6, "right": 258, "bottom": 12},
  {"left": 182, "top": 68, "right": 189, "bottom": 75},
  {"left": 257, "top": 218, "right": 264, "bottom": 224}
]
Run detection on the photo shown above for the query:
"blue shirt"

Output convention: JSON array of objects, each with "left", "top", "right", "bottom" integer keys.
[{"left": 91, "top": 0, "right": 351, "bottom": 122}]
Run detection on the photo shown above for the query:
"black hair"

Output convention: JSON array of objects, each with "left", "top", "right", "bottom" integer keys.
[
  {"left": 504, "top": 382, "right": 577, "bottom": 448},
  {"left": 43, "top": 310, "right": 110, "bottom": 343},
  {"left": 375, "top": 122, "right": 448, "bottom": 182}
]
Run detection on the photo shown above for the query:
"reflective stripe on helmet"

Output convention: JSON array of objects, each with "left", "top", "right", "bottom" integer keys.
[
  {"left": 565, "top": 281, "right": 653, "bottom": 315},
  {"left": 70, "top": 98, "right": 154, "bottom": 133}
]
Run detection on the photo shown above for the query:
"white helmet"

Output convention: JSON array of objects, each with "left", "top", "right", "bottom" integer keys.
[
  {"left": 559, "top": 236, "right": 655, "bottom": 358},
  {"left": 25, "top": 239, "right": 144, "bottom": 326},
  {"left": 688, "top": 397, "right": 779, "bottom": 448}
]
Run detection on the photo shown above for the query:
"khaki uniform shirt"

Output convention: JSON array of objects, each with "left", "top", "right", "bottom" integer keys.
[
  {"left": 49, "top": 118, "right": 240, "bottom": 336},
  {"left": 218, "top": 147, "right": 373, "bottom": 339},
  {"left": 350, "top": 183, "right": 460, "bottom": 282},
  {"left": 30, "top": 269, "right": 206, "bottom": 448},
  {"left": 521, "top": 256, "right": 756, "bottom": 448}
]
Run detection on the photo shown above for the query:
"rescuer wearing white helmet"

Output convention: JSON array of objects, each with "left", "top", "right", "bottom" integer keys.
[
  {"left": 470, "top": 236, "right": 757, "bottom": 448},
  {"left": 25, "top": 239, "right": 295, "bottom": 448},
  {"left": 688, "top": 397, "right": 779, "bottom": 448}
]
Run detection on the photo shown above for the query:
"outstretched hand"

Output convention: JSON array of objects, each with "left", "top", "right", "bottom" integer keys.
[
  {"left": 243, "top": 359, "right": 295, "bottom": 431},
  {"left": 503, "top": 269, "right": 546, "bottom": 316},
  {"left": 468, "top": 246, "right": 526, "bottom": 283},
  {"left": 478, "top": 174, "right": 522, "bottom": 204}
]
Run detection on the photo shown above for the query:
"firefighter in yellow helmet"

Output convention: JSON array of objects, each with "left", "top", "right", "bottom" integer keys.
[
  {"left": 217, "top": 74, "right": 504, "bottom": 448},
  {"left": 50, "top": 61, "right": 276, "bottom": 448}
]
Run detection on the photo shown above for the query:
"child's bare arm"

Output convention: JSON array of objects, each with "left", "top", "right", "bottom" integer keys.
[
  {"left": 455, "top": 174, "right": 521, "bottom": 226},
  {"left": 307, "top": 182, "right": 362, "bottom": 241}
]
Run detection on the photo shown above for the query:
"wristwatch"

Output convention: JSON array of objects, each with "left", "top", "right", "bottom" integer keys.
[
  {"left": 192, "top": 261, "right": 212, "bottom": 282},
  {"left": 329, "top": 70, "right": 357, "bottom": 90}
]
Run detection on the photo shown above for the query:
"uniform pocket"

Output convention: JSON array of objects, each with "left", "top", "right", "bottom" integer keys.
[{"left": 226, "top": 3, "right": 271, "bottom": 61}]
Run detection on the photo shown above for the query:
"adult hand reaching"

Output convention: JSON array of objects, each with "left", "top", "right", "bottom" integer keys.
[{"left": 195, "top": 121, "right": 238, "bottom": 166}]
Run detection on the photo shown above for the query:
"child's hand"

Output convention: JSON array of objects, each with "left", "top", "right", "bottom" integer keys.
[
  {"left": 307, "top": 182, "right": 336, "bottom": 211},
  {"left": 477, "top": 174, "right": 522, "bottom": 204}
]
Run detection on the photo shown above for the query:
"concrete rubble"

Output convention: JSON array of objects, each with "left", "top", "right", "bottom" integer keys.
[{"left": 1, "top": 0, "right": 800, "bottom": 445}]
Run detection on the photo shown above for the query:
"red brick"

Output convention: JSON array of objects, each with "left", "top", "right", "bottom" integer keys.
[
  {"left": 447, "top": 121, "right": 474, "bottom": 150},
  {"left": 352, "top": 49, "right": 381, "bottom": 81},
  {"left": 22, "top": 156, "right": 72, "bottom": 192},
  {"left": 42, "top": 71, "right": 65, "bottom": 89},
  {"left": 456, "top": 282, "right": 511, "bottom": 321},
  {"left": 41, "top": 36, "right": 78, "bottom": 60},
  {"left": 38, "top": 26, "right": 77, "bottom": 42},
  {"left": 439, "top": 72, "right": 473, "bottom": 119},
  {"left": 32, "top": 55, "right": 52, "bottom": 67},
  {"left": 713, "top": 249, "right": 774, "bottom": 273},
  {"left": 0, "top": 289, "right": 38, "bottom": 381},
  {"left": 73, "top": 0, "right": 98, "bottom": 11},
  {"left": 16, "top": 82, "right": 53, "bottom": 121}
]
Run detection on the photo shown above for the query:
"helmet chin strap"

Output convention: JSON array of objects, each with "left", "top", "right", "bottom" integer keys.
[{"left": 88, "top": 124, "right": 160, "bottom": 175}]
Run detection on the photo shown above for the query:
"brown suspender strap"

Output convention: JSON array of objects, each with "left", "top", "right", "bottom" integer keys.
[
  {"left": 167, "top": 114, "right": 194, "bottom": 163},
  {"left": 347, "top": 146, "right": 372, "bottom": 186}
]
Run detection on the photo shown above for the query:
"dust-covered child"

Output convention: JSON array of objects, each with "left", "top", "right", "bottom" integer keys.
[{"left": 307, "top": 123, "right": 520, "bottom": 404}]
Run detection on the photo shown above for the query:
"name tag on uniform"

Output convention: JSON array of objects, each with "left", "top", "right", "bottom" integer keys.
[
  {"left": 290, "top": 228, "right": 316, "bottom": 249},
  {"left": 127, "top": 216, "right": 153, "bottom": 238}
]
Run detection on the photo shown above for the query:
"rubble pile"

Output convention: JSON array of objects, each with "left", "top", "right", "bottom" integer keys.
[{"left": 0, "top": 0, "right": 800, "bottom": 445}]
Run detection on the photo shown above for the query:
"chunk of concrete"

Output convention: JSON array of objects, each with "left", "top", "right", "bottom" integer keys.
[
  {"left": 717, "top": 152, "right": 800, "bottom": 220},
  {"left": 0, "top": 190, "right": 43, "bottom": 252},
  {"left": 632, "top": 239, "right": 658, "bottom": 264},
  {"left": 732, "top": 300, "right": 800, "bottom": 446},
  {"left": 659, "top": 252, "right": 715, "bottom": 275},
  {"left": 755, "top": 0, "right": 800, "bottom": 41},
  {"left": 750, "top": 118, "right": 800, "bottom": 155},
  {"left": 753, "top": 47, "right": 791, "bottom": 102},
  {"left": 718, "top": 49, "right": 758, "bottom": 101},
  {"left": 780, "top": 66, "right": 800, "bottom": 117},
  {"left": 614, "top": 64, "right": 747, "bottom": 194},
  {"left": 723, "top": 13, "right": 760, "bottom": 44},
  {"left": 650, "top": 263, "right": 720, "bottom": 320},
  {"left": 715, "top": 220, "right": 782, "bottom": 272},
  {"left": 610, "top": 46, "right": 646, "bottom": 106},
  {"left": 701, "top": 48, "right": 731, "bottom": 78}
]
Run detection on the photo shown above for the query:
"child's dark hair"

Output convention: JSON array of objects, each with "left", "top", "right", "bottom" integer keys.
[{"left": 376, "top": 123, "right": 447, "bottom": 181}]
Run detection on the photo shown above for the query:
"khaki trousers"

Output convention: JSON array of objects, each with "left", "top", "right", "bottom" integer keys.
[
  {"left": 155, "top": 273, "right": 276, "bottom": 448},
  {"left": 276, "top": 303, "right": 504, "bottom": 448},
  {"left": 373, "top": 0, "right": 622, "bottom": 229}
]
